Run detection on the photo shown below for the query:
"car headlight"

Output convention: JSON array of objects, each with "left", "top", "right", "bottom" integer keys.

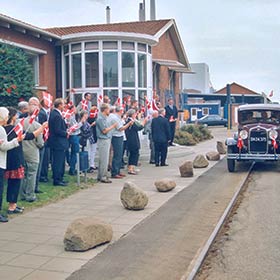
[
  {"left": 269, "top": 129, "right": 278, "bottom": 140},
  {"left": 239, "top": 130, "right": 248, "bottom": 140}
]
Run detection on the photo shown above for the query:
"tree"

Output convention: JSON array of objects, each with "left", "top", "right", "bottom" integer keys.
[{"left": 0, "top": 43, "right": 34, "bottom": 107}]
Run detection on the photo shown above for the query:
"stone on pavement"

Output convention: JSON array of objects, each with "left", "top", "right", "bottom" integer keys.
[
  {"left": 216, "top": 141, "right": 227, "bottom": 154},
  {"left": 193, "top": 154, "right": 209, "bottom": 168},
  {"left": 179, "top": 161, "right": 194, "bottom": 177},
  {"left": 64, "top": 217, "right": 113, "bottom": 252},
  {"left": 154, "top": 178, "right": 176, "bottom": 192},
  {"left": 121, "top": 181, "right": 149, "bottom": 210},
  {"left": 206, "top": 151, "right": 221, "bottom": 161}
]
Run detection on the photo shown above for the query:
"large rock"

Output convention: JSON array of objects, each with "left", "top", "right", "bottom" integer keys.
[
  {"left": 193, "top": 154, "right": 209, "bottom": 168},
  {"left": 217, "top": 141, "right": 227, "bottom": 154},
  {"left": 179, "top": 161, "right": 194, "bottom": 177},
  {"left": 154, "top": 178, "right": 176, "bottom": 192},
  {"left": 206, "top": 151, "right": 221, "bottom": 161},
  {"left": 64, "top": 217, "right": 113, "bottom": 252},
  {"left": 121, "top": 182, "right": 148, "bottom": 210}
]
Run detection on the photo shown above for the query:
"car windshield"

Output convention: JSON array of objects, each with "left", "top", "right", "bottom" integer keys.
[{"left": 239, "top": 110, "right": 280, "bottom": 125}]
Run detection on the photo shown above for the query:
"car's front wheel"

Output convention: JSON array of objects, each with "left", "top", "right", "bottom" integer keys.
[{"left": 227, "top": 158, "right": 235, "bottom": 172}]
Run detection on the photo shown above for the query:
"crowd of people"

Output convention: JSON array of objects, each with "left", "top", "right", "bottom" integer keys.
[{"left": 0, "top": 92, "right": 178, "bottom": 222}]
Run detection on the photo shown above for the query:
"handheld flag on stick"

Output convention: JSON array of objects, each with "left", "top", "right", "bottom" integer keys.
[
  {"left": 68, "top": 124, "right": 80, "bottom": 135},
  {"left": 42, "top": 91, "right": 53, "bottom": 108},
  {"left": 29, "top": 108, "right": 39, "bottom": 124},
  {"left": 14, "top": 118, "right": 25, "bottom": 137},
  {"left": 152, "top": 99, "right": 159, "bottom": 111},
  {"left": 269, "top": 90, "right": 274, "bottom": 98},
  {"left": 81, "top": 99, "right": 89, "bottom": 111}
]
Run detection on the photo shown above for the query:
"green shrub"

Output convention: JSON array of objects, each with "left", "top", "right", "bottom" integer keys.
[
  {"left": 0, "top": 43, "right": 34, "bottom": 107},
  {"left": 174, "top": 130, "right": 197, "bottom": 146},
  {"left": 174, "top": 124, "right": 212, "bottom": 146}
]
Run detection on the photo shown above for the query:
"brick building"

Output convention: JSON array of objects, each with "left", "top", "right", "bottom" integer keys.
[{"left": 0, "top": 13, "right": 191, "bottom": 107}]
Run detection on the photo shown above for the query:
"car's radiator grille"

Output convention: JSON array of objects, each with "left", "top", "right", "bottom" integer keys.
[{"left": 249, "top": 129, "right": 267, "bottom": 154}]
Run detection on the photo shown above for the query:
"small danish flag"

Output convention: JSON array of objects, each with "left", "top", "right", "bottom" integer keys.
[
  {"left": 81, "top": 99, "right": 89, "bottom": 111},
  {"left": 14, "top": 118, "right": 25, "bottom": 137},
  {"left": 42, "top": 91, "right": 53, "bottom": 108},
  {"left": 29, "top": 108, "right": 39, "bottom": 124}
]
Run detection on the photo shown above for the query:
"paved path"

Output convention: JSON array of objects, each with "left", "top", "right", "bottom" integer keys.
[
  {"left": 197, "top": 162, "right": 280, "bottom": 280},
  {"left": 0, "top": 128, "right": 226, "bottom": 280},
  {"left": 68, "top": 159, "right": 251, "bottom": 280}
]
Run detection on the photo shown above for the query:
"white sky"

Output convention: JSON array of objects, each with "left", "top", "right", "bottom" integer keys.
[{"left": 1, "top": 0, "right": 280, "bottom": 101}]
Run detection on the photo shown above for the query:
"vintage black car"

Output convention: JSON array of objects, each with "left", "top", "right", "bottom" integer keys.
[
  {"left": 226, "top": 104, "right": 280, "bottom": 172},
  {"left": 197, "top": 115, "right": 228, "bottom": 127}
]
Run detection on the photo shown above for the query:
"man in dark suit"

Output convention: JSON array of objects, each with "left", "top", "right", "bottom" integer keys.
[
  {"left": 165, "top": 98, "right": 178, "bottom": 146},
  {"left": 35, "top": 99, "right": 50, "bottom": 192},
  {"left": 151, "top": 108, "right": 171, "bottom": 167},
  {"left": 48, "top": 98, "right": 69, "bottom": 186}
]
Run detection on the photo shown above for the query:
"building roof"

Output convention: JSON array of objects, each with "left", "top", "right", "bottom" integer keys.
[
  {"left": 0, "top": 13, "right": 60, "bottom": 40},
  {"left": 215, "top": 82, "right": 259, "bottom": 95},
  {"left": 44, "top": 19, "right": 171, "bottom": 37}
]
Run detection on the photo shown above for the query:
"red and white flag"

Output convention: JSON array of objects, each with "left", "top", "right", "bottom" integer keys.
[
  {"left": 269, "top": 90, "right": 274, "bottom": 97},
  {"left": 89, "top": 108, "right": 98, "bottom": 119},
  {"left": 62, "top": 108, "right": 74, "bottom": 119},
  {"left": 29, "top": 108, "right": 39, "bottom": 124},
  {"left": 14, "top": 118, "right": 25, "bottom": 137},
  {"left": 145, "top": 97, "right": 151, "bottom": 110},
  {"left": 81, "top": 99, "right": 89, "bottom": 111},
  {"left": 115, "top": 97, "right": 121, "bottom": 106},
  {"left": 43, "top": 127, "right": 49, "bottom": 141},
  {"left": 141, "top": 106, "right": 146, "bottom": 114},
  {"left": 98, "top": 95, "right": 103, "bottom": 106},
  {"left": 152, "top": 99, "right": 159, "bottom": 111},
  {"left": 68, "top": 124, "right": 79, "bottom": 135},
  {"left": 42, "top": 91, "right": 53, "bottom": 108}
]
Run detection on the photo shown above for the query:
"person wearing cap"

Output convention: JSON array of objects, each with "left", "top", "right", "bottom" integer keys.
[{"left": 0, "top": 107, "right": 23, "bottom": 222}]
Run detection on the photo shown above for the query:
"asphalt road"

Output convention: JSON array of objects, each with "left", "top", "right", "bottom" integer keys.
[
  {"left": 197, "top": 162, "right": 280, "bottom": 280},
  {"left": 67, "top": 159, "right": 251, "bottom": 280}
]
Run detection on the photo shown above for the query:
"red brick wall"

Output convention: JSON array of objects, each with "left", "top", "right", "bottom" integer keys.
[
  {"left": 216, "top": 83, "right": 258, "bottom": 95},
  {"left": 152, "top": 30, "right": 178, "bottom": 61},
  {"left": 152, "top": 30, "right": 182, "bottom": 107},
  {"left": 0, "top": 27, "right": 57, "bottom": 99}
]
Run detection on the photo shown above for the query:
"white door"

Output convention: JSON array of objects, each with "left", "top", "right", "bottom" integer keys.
[{"left": 191, "top": 108, "right": 198, "bottom": 121}]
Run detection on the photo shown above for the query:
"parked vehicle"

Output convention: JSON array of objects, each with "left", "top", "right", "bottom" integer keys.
[
  {"left": 197, "top": 115, "right": 227, "bottom": 127},
  {"left": 226, "top": 104, "right": 280, "bottom": 172}
]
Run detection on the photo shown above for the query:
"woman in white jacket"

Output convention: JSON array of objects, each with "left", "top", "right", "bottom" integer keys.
[{"left": 0, "top": 107, "right": 23, "bottom": 222}]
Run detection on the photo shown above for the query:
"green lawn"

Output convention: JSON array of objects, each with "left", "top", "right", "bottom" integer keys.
[{"left": 1, "top": 173, "right": 97, "bottom": 216}]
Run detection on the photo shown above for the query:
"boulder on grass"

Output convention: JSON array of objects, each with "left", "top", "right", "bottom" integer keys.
[
  {"left": 217, "top": 141, "right": 227, "bottom": 154},
  {"left": 121, "top": 182, "right": 148, "bottom": 210},
  {"left": 154, "top": 178, "right": 176, "bottom": 192},
  {"left": 193, "top": 155, "right": 209, "bottom": 168},
  {"left": 64, "top": 217, "right": 113, "bottom": 252},
  {"left": 206, "top": 151, "right": 221, "bottom": 161},
  {"left": 179, "top": 161, "right": 194, "bottom": 177}
]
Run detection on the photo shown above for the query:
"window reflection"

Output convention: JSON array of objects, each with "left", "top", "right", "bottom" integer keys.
[
  {"left": 103, "top": 52, "right": 118, "bottom": 87},
  {"left": 86, "top": 53, "right": 99, "bottom": 87},
  {"left": 122, "top": 52, "right": 135, "bottom": 87},
  {"left": 72, "top": 54, "right": 81, "bottom": 88}
]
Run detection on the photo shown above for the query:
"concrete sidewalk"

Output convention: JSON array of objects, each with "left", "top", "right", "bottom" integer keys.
[{"left": 0, "top": 128, "right": 227, "bottom": 280}]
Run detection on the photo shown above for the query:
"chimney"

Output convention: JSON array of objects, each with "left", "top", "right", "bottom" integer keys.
[
  {"left": 139, "top": 3, "right": 145, "bottom": 21},
  {"left": 150, "top": 0, "right": 156, "bottom": 20},
  {"left": 106, "top": 6, "right": 111, "bottom": 24}
]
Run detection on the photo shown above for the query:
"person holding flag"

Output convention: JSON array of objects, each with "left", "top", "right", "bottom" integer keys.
[
  {"left": 21, "top": 97, "right": 45, "bottom": 203},
  {"left": 0, "top": 107, "right": 23, "bottom": 222},
  {"left": 4, "top": 107, "right": 47, "bottom": 214},
  {"left": 77, "top": 92, "right": 91, "bottom": 114}
]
